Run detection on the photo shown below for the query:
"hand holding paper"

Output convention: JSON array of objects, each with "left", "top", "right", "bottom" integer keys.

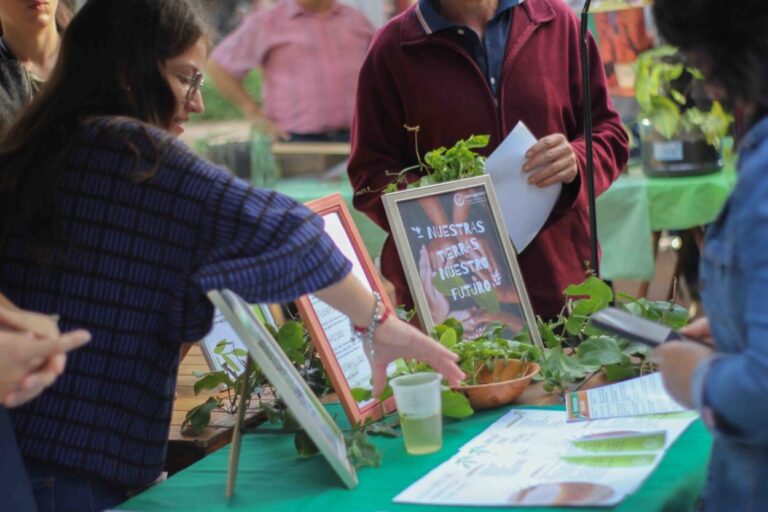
[{"left": 524, "top": 133, "right": 579, "bottom": 187}]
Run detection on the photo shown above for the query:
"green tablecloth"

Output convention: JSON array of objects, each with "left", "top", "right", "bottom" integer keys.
[
  {"left": 120, "top": 405, "right": 711, "bottom": 512},
  {"left": 596, "top": 166, "right": 737, "bottom": 281},
  {"left": 274, "top": 177, "right": 387, "bottom": 260}
]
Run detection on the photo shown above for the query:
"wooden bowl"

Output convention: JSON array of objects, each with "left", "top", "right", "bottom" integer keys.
[{"left": 452, "top": 359, "right": 540, "bottom": 410}]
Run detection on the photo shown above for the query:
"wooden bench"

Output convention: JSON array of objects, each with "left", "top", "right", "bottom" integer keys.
[{"left": 271, "top": 141, "right": 350, "bottom": 157}]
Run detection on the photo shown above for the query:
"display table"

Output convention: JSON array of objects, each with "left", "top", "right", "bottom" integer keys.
[
  {"left": 596, "top": 165, "right": 736, "bottom": 281},
  {"left": 125, "top": 404, "right": 710, "bottom": 512}
]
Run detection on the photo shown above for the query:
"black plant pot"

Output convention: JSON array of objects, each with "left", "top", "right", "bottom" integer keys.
[{"left": 640, "top": 125, "right": 722, "bottom": 178}]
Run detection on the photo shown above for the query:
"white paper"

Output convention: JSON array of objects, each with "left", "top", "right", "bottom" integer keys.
[
  {"left": 309, "top": 212, "right": 375, "bottom": 405},
  {"left": 485, "top": 121, "right": 562, "bottom": 251},
  {"left": 394, "top": 409, "right": 697, "bottom": 507},
  {"left": 566, "top": 373, "right": 689, "bottom": 422}
]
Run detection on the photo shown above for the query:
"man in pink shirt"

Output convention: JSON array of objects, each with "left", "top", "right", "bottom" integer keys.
[{"left": 208, "top": 0, "right": 374, "bottom": 142}]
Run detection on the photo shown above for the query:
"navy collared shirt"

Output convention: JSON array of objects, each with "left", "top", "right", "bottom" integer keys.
[{"left": 416, "top": 0, "right": 522, "bottom": 96}]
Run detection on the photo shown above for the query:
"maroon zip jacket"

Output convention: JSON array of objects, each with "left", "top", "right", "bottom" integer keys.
[{"left": 348, "top": 0, "right": 629, "bottom": 319}]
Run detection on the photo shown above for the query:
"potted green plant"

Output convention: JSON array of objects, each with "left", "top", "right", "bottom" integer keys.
[{"left": 634, "top": 45, "right": 732, "bottom": 177}]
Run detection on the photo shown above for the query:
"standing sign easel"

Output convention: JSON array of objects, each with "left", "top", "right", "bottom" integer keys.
[{"left": 207, "top": 289, "right": 358, "bottom": 499}]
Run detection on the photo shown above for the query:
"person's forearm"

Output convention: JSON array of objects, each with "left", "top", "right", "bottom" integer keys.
[
  {"left": 0, "top": 293, "right": 16, "bottom": 309},
  {"left": 206, "top": 60, "right": 263, "bottom": 119},
  {"left": 313, "top": 273, "right": 376, "bottom": 328}
]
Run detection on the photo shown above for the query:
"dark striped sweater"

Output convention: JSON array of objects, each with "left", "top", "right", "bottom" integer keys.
[{"left": 1, "top": 117, "right": 351, "bottom": 490}]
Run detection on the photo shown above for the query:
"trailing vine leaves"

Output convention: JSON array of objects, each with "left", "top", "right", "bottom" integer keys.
[
  {"left": 380, "top": 131, "right": 490, "bottom": 193},
  {"left": 186, "top": 315, "right": 387, "bottom": 467},
  {"left": 534, "top": 276, "right": 689, "bottom": 393}
]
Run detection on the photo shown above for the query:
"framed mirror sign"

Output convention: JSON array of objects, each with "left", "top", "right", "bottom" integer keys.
[{"left": 295, "top": 194, "right": 396, "bottom": 425}]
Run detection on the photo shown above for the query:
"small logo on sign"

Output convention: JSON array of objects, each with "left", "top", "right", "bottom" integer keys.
[{"left": 453, "top": 192, "right": 466, "bottom": 207}]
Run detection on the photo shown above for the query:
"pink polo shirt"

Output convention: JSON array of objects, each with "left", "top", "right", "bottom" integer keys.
[{"left": 211, "top": 0, "right": 374, "bottom": 134}]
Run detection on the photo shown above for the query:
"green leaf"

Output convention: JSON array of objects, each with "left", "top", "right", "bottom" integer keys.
[
  {"left": 193, "top": 371, "right": 231, "bottom": 395},
  {"left": 344, "top": 429, "right": 382, "bottom": 468},
  {"left": 294, "top": 430, "right": 320, "bottom": 457},
  {"left": 376, "top": 385, "right": 394, "bottom": 402},
  {"left": 604, "top": 360, "right": 637, "bottom": 382},
  {"left": 576, "top": 336, "right": 625, "bottom": 366},
  {"left": 464, "top": 134, "right": 490, "bottom": 149},
  {"left": 350, "top": 387, "right": 372, "bottom": 402},
  {"left": 181, "top": 396, "right": 221, "bottom": 436},
  {"left": 441, "top": 388, "right": 474, "bottom": 418},
  {"left": 213, "top": 339, "right": 229, "bottom": 354},
  {"left": 650, "top": 96, "right": 682, "bottom": 139},
  {"left": 277, "top": 321, "right": 305, "bottom": 352},
  {"left": 539, "top": 320, "right": 563, "bottom": 349},
  {"left": 565, "top": 312, "right": 588, "bottom": 336},
  {"left": 443, "top": 317, "right": 464, "bottom": 341},
  {"left": 670, "top": 89, "right": 687, "bottom": 105},
  {"left": 220, "top": 354, "right": 241, "bottom": 372},
  {"left": 563, "top": 277, "right": 613, "bottom": 312},
  {"left": 541, "top": 347, "right": 597, "bottom": 382},
  {"left": 232, "top": 349, "right": 248, "bottom": 357},
  {"left": 623, "top": 342, "right": 650, "bottom": 358},
  {"left": 439, "top": 327, "right": 458, "bottom": 348}
]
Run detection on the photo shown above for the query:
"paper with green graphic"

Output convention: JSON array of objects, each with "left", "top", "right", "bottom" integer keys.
[{"left": 395, "top": 409, "right": 696, "bottom": 507}]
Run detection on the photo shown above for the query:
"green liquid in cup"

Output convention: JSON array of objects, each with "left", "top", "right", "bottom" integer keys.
[{"left": 400, "top": 412, "right": 442, "bottom": 455}]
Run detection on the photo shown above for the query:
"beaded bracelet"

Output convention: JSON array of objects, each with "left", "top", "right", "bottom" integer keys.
[{"left": 352, "top": 291, "right": 391, "bottom": 361}]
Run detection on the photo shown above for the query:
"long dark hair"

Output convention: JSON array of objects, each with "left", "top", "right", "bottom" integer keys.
[
  {"left": 653, "top": 0, "right": 768, "bottom": 126},
  {"left": 0, "top": 0, "right": 209, "bottom": 256}
]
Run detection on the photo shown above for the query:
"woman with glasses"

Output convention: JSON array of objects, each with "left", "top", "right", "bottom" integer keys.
[{"left": 0, "top": 0, "right": 463, "bottom": 510}]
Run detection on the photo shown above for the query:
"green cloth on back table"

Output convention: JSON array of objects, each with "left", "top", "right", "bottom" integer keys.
[
  {"left": 273, "top": 177, "right": 388, "bottom": 260},
  {"left": 120, "top": 404, "right": 712, "bottom": 512},
  {"left": 596, "top": 165, "right": 737, "bottom": 281}
]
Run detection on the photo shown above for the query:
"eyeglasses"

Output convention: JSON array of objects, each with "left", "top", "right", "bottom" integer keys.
[{"left": 177, "top": 70, "right": 204, "bottom": 105}]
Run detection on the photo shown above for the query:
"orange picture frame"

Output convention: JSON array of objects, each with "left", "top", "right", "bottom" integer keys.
[{"left": 295, "top": 194, "right": 396, "bottom": 425}]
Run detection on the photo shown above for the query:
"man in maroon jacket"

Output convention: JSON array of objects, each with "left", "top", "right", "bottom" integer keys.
[{"left": 348, "top": 0, "right": 629, "bottom": 319}]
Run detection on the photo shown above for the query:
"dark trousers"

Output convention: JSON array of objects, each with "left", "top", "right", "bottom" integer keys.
[
  {"left": 0, "top": 407, "right": 36, "bottom": 511},
  {"left": 27, "top": 466, "right": 128, "bottom": 512}
]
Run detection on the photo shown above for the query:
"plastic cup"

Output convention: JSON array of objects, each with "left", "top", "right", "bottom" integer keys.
[{"left": 390, "top": 372, "right": 443, "bottom": 455}]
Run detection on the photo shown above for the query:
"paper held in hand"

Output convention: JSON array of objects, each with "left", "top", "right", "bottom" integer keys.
[{"left": 484, "top": 121, "right": 561, "bottom": 251}]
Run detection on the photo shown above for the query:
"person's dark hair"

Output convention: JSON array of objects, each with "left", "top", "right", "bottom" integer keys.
[
  {"left": 653, "top": 0, "right": 768, "bottom": 122},
  {"left": 0, "top": 0, "right": 210, "bottom": 258}
]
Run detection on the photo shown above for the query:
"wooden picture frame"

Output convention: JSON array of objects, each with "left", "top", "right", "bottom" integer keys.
[
  {"left": 207, "top": 289, "right": 358, "bottom": 498},
  {"left": 382, "top": 175, "right": 543, "bottom": 348},
  {"left": 295, "top": 194, "right": 396, "bottom": 425}
]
